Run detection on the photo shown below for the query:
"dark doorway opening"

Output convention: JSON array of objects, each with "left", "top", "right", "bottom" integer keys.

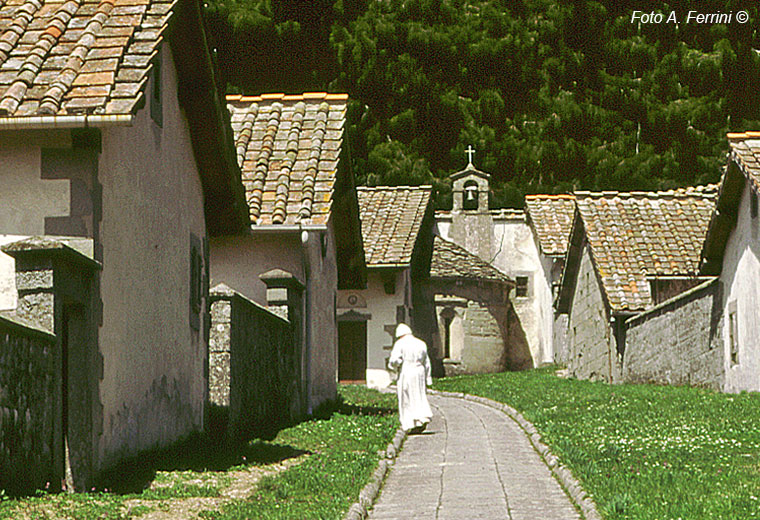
[{"left": 338, "top": 321, "right": 367, "bottom": 382}]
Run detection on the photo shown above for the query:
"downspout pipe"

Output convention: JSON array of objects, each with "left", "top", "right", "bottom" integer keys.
[{"left": 300, "top": 226, "right": 313, "bottom": 415}]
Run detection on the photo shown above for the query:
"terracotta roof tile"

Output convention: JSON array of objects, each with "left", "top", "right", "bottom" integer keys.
[
  {"left": 524, "top": 194, "right": 575, "bottom": 256},
  {"left": 227, "top": 92, "right": 347, "bottom": 226},
  {"left": 727, "top": 132, "right": 760, "bottom": 191},
  {"left": 0, "top": 0, "right": 174, "bottom": 117},
  {"left": 431, "top": 235, "right": 513, "bottom": 285},
  {"left": 575, "top": 185, "right": 718, "bottom": 312},
  {"left": 356, "top": 186, "right": 431, "bottom": 267}
]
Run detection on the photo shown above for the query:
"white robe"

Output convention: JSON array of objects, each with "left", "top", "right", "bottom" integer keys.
[{"left": 388, "top": 333, "right": 433, "bottom": 431}]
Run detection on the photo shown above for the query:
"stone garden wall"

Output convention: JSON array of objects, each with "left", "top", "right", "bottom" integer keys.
[
  {"left": 0, "top": 314, "right": 58, "bottom": 494},
  {"left": 623, "top": 278, "right": 724, "bottom": 389},
  {"left": 209, "top": 284, "right": 302, "bottom": 441}
]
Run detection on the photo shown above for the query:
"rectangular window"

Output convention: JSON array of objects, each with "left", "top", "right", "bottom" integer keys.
[
  {"left": 190, "top": 233, "right": 202, "bottom": 331},
  {"left": 751, "top": 191, "right": 758, "bottom": 220},
  {"left": 729, "top": 301, "right": 738, "bottom": 366},
  {"left": 515, "top": 276, "right": 529, "bottom": 298}
]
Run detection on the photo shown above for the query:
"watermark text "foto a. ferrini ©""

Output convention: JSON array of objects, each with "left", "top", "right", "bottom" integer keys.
[{"left": 631, "top": 10, "right": 750, "bottom": 24}]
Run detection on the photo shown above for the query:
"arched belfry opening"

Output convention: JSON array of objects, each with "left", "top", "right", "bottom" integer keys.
[
  {"left": 463, "top": 180, "right": 479, "bottom": 210},
  {"left": 451, "top": 147, "right": 491, "bottom": 212}
]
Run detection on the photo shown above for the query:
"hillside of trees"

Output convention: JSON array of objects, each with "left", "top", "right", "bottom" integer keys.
[{"left": 204, "top": 0, "right": 760, "bottom": 207}]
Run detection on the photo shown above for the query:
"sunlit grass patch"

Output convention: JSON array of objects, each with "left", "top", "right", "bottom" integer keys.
[
  {"left": 434, "top": 368, "right": 760, "bottom": 520},
  {"left": 206, "top": 384, "right": 398, "bottom": 519}
]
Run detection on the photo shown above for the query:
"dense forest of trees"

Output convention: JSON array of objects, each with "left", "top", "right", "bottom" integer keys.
[{"left": 204, "top": 0, "right": 760, "bottom": 207}]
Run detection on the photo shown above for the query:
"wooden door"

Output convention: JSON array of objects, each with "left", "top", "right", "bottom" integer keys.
[{"left": 338, "top": 321, "right": 367, "bottom": 382}]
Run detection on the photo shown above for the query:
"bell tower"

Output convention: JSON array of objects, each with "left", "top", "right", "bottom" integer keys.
[{"left": 451, "top": 145, "right": 490, "bottom": 212}]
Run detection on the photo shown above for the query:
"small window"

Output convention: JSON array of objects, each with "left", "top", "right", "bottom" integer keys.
[
  {"left": 463, "top": 180, "right": 479, "bottom": 210},
  {"left": 751, "top": 191, "right": 758, "bottom": 219},
  {"left": 396, "top": 305, "right": 406, "bottom": 324},
  {"left": 190, "top": 234, "right": 202, "bottom": 330},
  {"left": 515, "top": 276, "right": 529, "bottom": 298},
  {"left": 729, "top": 301, "right": 739, "bottom": 366},
  {"left": 440, "top": 307, "right": 456, "bottom": 359},
  {"left": 150, "top": 49, "right": 163, "bottom": 127}
]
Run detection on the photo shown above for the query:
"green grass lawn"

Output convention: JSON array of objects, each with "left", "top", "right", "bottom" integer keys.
[
  {"left": 0, "top": 385, "right": 398, "bottom": 520},
  {"left": 433, "top": 367, "right": 760, "bottom": 520},
  {"left": 207, "top": 385, "right": 398, "bottom": 520}
]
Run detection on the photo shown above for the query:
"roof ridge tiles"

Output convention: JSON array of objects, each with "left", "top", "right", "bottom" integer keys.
[
  {"left": 728, "top": 131, "right": 760, "bottom": 140},
  {"left": 227, "top": 92, "right": 349, "bottom": 104},
  {"left": 525, "top": 193, "right": 575, "bottom": 200},
  {"left": 575, "top": 184, "right": 718, "bottom": 200},
  {"left": 357, "top": 185, "right": 432, "bottom": 191}
]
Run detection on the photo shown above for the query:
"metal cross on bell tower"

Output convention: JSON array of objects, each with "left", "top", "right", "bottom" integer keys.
[{"left": 465, "top": 145, "right": 475, "bottom": 168}]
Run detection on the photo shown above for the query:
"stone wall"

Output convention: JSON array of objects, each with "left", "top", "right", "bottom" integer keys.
[
  {"left": 567, "top": 245, "right": 620, "bottom": 382},
  {"left": 421, "top": 279, "right": 529, "bottom": 376},
  {"left": 0, "top": 314, "right": 58, "bottom": 495},
  {"left": 209, "top": 284, "right": 302, "bottom": 441},
  {"left": 624, "top": 279, "right": 724, "bottom": 390}
]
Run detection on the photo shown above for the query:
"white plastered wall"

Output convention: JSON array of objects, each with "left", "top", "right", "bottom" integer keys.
[
  {"left": 721, "top": 180, "right": 760, "bottom": 392},
  {"left": 97, "top": 43, "right": 207, "bottom": 468},
  {"left": 302, "top": 224, "right": 339, "bottom": 409},
  {"left": 0, "top": 146, "right": 68, "bottom": 311},
  {"left": 337, "top": 268, "right": 412, "bottom": 389},
  {"left": 0, "top": 147, "right": 69, "bottom": 235},
  {"left": 533, "top": 233, "right": 557, "bottom": 365},
  {"left": 437, "top": 214, "right": 545, "bottom": 366},
  {"left": 210, "top": 233, "right": 304, "bottom": 304}
]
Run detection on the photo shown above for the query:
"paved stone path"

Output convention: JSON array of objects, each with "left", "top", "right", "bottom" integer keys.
[{"left": 368, "top": 395, "right": 580, "bottom": 520}]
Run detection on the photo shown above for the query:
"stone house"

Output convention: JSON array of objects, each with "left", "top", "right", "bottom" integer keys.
[
  {"left": 210, "top": 93, "right": 365, "bottom": 412},
  {"left": 0, "top": 0, "right": 248, "bottom": 493},
  {"left": 557, "top": 186, "right": 717, "bottom": 382},
  {"left": 418, "top": 235, "right": 520, "bottom": 375},
  {"left": 337, "top": 186, "right": 433, "bottom": 388},
  {"left": 699, "top": 132, "right": 760, "bottom": 392},
  {"left": 435, "top": 161, "right": 547, "bottom": 366},
  {"left": 524, "top": 194, "right": 576, "bottom": 365}
]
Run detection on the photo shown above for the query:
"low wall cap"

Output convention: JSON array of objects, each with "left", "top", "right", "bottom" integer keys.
[
  {"left": 1, "top": 236, "right": 101, "bottom": 270},
  {"left": 259, "top": 268, "right": 305, "bottom": 290}
]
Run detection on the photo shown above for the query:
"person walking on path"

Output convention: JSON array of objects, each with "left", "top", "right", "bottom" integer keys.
[
  {"left": 388, "top": 323, "right": 433, "bottom": 433},
  {"left": 369, "top": 395, "right": 583, "bottom": 519}
]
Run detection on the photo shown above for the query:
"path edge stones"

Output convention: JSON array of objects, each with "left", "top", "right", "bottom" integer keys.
[
  {"left": 343, "top": 426, "right": 407, "bottom": 520},
  {"left": 429, "top": 390, "right": 602, "bottom": 520}
]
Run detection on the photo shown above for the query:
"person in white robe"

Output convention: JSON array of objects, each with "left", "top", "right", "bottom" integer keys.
[{"left": 388, "top": 323, "right": 433, "bottom": 433}]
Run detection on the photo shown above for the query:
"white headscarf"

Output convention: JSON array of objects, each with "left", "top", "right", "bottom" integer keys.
[{"left": 395, "top": 323, "right": 413, "bottom": 339}]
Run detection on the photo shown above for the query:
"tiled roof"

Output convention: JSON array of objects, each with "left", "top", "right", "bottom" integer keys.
[
  {"left": 357, "top": 186, "right": 431, "bottom": 267},
  {"left": 575, "top": 185, "right": 718, "bottom": 312},
  {"left": 727, "top": 131, "right": 760, "bottom": 191},
  {"left": 699, "top": 132, "right": 760, "bottom": 274},
  {"left": 227, "top": 93, "right": 347, "bottom": 226},
  {"left": 430, "top": 235, "right": 513, "bottom": 285},
  {"left": 0, "top": 0, "right": 173, "bottom": 118},
  {"left": 524, "top": 194, "right": 576, "bottom": 256}
]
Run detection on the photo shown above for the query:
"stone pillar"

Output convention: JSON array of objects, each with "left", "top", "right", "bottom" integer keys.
[
  {"left": 207, "top": 283, "right": 234, "bottom": 409},
  {"left": 2, "top": 236, "right": 100, "bottom": 492},
  {"left": 260, "top": 268, "right": 304, "bottom": 326}
]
